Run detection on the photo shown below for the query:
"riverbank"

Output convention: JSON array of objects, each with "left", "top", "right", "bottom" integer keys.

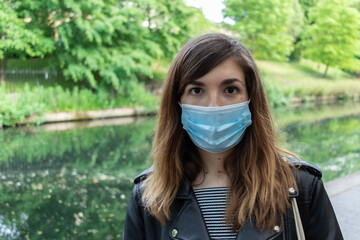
[
  {"left": 257, "top": 59, "right": 360, "bottom": 107},
  {"left": 10, "top": 82, "right": 360, "bottom": 127},
  {"left": 22, "top": 106, "right": 151, "bottom": 125},
  {"left": 3, "top": 59, "right": 360, "bottom": 128},
  {"left": 13, "top": 99, "right": 360, "bottom": 130}
]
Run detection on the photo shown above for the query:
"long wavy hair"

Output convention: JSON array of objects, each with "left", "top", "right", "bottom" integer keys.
[{"left": 142, "top": 33, "right": 297, "bottom": 231}]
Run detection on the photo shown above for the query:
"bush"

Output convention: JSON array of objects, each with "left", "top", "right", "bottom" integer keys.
[
  {"left": 0, "top": 83, "right": 159, "bottom": 128},
  {"left": 264, "top": 80, "right": 292, "bottom": 107}
]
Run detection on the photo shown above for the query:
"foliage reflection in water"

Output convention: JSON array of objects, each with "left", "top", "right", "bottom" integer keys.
[
  {"left": 275, "top": 102, "right": 360, "bottom": 182},
  {"left": 0, "top": 118, "right": 155, "bottom": 239},
  {"left": 0, "top": 103, "right": 360, "bottom": 239},
  {"left": 280, "top": 115, "right": 360, "bottom": 182}
]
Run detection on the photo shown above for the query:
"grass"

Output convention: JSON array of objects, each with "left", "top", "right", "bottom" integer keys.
[
  {"left": 257, "top": 59, "right": 360, "bottom": 106},
  {"left": 2, "top": 58, "right": 360, "bottom": 115},
  {"left": 0, "top": 83, "right": 159, "bottom": 127},
  {"left": 257, "top": 59, "right": 352, "bottom": 80}
]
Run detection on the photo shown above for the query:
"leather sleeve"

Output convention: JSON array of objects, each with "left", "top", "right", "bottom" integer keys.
[
  {"left": 121, "top": 184, "right": 145, "bottom": 240},
  {"left": 298, "top": 171, "right": 343, "bottom": 240}
]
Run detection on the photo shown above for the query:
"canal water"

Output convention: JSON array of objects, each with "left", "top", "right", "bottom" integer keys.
[{"left": 1, "top": 102, "right": 360, "bottom": 239}]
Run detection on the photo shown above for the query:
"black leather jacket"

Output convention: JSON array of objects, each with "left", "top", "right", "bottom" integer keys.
[{"left": 122, "top": 161, "right": 343, "bottom": 240}]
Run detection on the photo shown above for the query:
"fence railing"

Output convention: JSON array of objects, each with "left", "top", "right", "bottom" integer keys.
[
  {"left": 0, "top": 69, "right": 59, "bottom": 80},
  {"left": 0, "top": 69, "right": 62, "bottom": 92}
]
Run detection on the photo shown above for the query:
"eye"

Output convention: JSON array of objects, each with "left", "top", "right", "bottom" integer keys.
[
  {"left": 190, "top": 87, "right": 203, "bottom": 95},
  {"left": 224, "top": 86, "right": 239, "bottom": 95}
]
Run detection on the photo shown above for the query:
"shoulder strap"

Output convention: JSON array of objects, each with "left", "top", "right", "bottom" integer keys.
[
  {"left": 134, "top": 167, "right": 154, "bottom": 184},
  {"left": 286, "top": 156, "right": 322, "bottom": 179}
]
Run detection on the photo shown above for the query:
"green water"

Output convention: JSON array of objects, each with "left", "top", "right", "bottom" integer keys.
[{"left": 0, "top": 103, "right": 360, "bottom": 239}]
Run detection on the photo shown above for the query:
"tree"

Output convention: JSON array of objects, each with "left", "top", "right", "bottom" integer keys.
[
  {"left": 21, "top": 0, "right": 158, "bottom": 90},
  {"left": 301, "top": 0, "right": 360, "bottom": 77},
  {"left": 223, "top": 0, "right": 296, "bottom": 61},
  {"left": 0, "top": 1, "right": 54, "bottom": 83},
  {"left": 348, "top": 0, "right": 360, "bottom": 12},
  {"left": 288, "top": 0, "right": 305, "bottom": 61},
  {"left": 351, "top": 0, "right": 360, "bottom": 77},
  {"left": 135, "top": 0, "right": 215, "bottom": 82},
  {"left": 298, "top": 0, "right": 317, "bottom": 21},
  {"left": 10, "top": 0, "right": 208, "bottom": 91},
  {"left": 138, "top": 0, "right": 213, "bottom": 60}
]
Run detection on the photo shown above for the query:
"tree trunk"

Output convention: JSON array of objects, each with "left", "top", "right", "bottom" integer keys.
[
  {"left": 323, "top": 64, "right": 329, "bottom": 78},
  {"left": 0, "top": 57, "right": 6, "bottom": 84},
  {"left": 251, "top": 35, "right": 256, "bottom": 54},
  {"left": 0, "top": 32, "right": 4, "bottom": 84}
]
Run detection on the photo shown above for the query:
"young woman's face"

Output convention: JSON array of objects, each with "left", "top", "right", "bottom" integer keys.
[{"left": 180, "top": 58, "right": 249, "bottom": 106}]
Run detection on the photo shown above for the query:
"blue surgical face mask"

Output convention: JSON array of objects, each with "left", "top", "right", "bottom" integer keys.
[{"left": 180, "top": 101, "right": 252, "bottom": 153}]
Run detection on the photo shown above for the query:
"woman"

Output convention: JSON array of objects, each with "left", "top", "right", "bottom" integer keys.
[{"left": 122, "top": 33, "right": 343, "bottom": 239}]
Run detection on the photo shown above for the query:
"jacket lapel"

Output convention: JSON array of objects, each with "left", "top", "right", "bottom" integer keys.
[
  {"left": 170, "top": 197, "right": 210, "bottom": 240},
  {"left": 236, "top": 219, "right": 283, "bottom": 240},
  {"left": 169, "top": 178, "right": 210, "bottom": 239},
  {"left": 169, "top": 177, "right": 283, "bottom": 240}
]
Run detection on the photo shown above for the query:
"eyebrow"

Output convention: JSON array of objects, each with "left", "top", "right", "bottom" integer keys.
[
  {"left": 188, "top": 80, "right": 205, "bottom": 86},
  {"left": 221, "top": 78, "right": 245, "bottom": 86},
  {"left": 188, "top": 78, "right": 245, "bottom": 87}
]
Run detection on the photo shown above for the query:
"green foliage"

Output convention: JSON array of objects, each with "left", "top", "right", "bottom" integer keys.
[
  {"left": 150, "top": 59, "right": 170, "bottom": 83},
  {"left": 1, "top": 108, "right": 360, "bottom": 237},
  {"left": 0, "top": 84, "right": 46, "bottom": 127},
  {"left": 7, "top": 58, "right": 56, "bottom": 69},
  {"left": 280, "top": 115, "right": 360, "bottom": 182},
  {"left": 4, "top": 0, "right": 210, "bottom": 91},
  {"left": 2, "top": 58, "right": 358, "bottom": 128},
  {"left": 137, "top": 0, "right": 215, "bottom": 61},
  {"left": 298, "top": 0, "right": 317, "bottom": 20},
  {"left": 0, "top": 1, "right": 54, "bottom": 59},
  {"left": 52, "top": 0, "right": 154, "bottom": 90},
  {"left": 353, "top": 0, "right": 360, "bottom": 11},
  {"left": 274, "top": 101, "right": 360, "bottom": 127},
  {"left": 258, "top": 59, "right": 360, "bottom": 106},
  {"left": 0, "top": 83, "right": 159, "bottom": 128},
  {"left": 223, "top": 0, "right": 298, "bottom": 61},
  {"left": 1, "top": 0, "right": 202, "bottom": 90},
  {"left": 264, "top": 80, "right": 292, "bottom": 107},
  {"left": 0, "top": 119, "right": 155, "bottom": 238},
  {"left": 288, "top": 0, "right": 305, "bottom": 38},
  {"left": 0, "top": 118, "right": 155, "bottom": 171},
  {"left": 300, "top": 0, "right": 360, "bottom": 76}
]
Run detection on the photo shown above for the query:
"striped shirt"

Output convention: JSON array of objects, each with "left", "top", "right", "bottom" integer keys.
[{"left": 193, "top": 187, "right": 237, "bottom": 240}]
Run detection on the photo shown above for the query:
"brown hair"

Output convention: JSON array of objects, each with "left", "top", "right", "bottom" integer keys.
[{"left": 142, "top": 33, "right": 297, "bottom": 231}]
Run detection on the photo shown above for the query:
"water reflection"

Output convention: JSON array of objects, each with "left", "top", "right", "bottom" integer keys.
[
  {"left": 1, "top": 168, "right": 134, "bottom": 239},
  {"left": 280, "top": 116, "right": 360, "bottom": 182},
  {"left": 0, "top": 103, "right": 360, "bottom": 239},
  {"left": 274, "top": 102, "right": 360, "bottom": 182},
  {"left": 0, "top": 117, "right": 155, "bottom": 239}
]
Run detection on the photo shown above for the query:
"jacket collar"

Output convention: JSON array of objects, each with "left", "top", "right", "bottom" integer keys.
[
  {"left": 171, "top": 176, "right": 284, "bottom": 240},
  {"left": 134, "top": 168, "right": 284, "bottom": 240},
  {"left": 175, "top": 175, "right": 193, "bottom": 199}
]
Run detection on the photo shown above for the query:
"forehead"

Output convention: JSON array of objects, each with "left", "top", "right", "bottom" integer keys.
[{"left": 189, "top": 58, "right": 245, "bottom": 85}]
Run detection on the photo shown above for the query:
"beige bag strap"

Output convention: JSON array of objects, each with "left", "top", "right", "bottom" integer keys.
[{"left": 289, "top": 187, "right": 305, "bottom": 240}]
